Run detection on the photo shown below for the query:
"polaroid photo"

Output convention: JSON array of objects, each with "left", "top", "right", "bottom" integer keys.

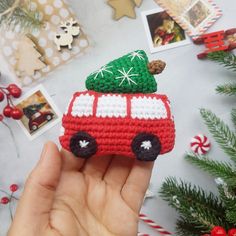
[
  {"left": 183, "top": 0, "right": 211, "bottom": 29},
  {"left": 14, "top": 85, "right": 61, "bottom": 140},
  {"left": 153, "top": 0, "right": 222, "bottom": 39},
  {"left": 141, "top": 8, "right": 191, "bottom": 53}
]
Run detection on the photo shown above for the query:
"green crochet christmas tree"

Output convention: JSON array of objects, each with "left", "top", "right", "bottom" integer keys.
[{"left": 86, "top": 50, "right": 166, "bottom": 94}]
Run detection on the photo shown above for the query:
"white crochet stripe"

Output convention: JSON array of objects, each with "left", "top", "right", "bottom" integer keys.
[
  {"left": 96, "top": 94, "right": 127, "bottom": 118},
  {"left": 71, "top": 94, "right": 95, "bottom": 117},
  {"left": 131, "top": 97, "right": 167, "bottom": 120},
  {"left": 60, "top": 126, "right": 65, "bottom": 136},
  {"left": 64, "top": 96, "right": 74, "bottom": 115}
]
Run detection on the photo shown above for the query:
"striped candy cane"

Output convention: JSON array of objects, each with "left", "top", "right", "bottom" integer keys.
[
  {"left": 139, "top": 213, "right": 172, "bottom": 235},
  {"left": 138, "top": 233, "right": 150, "bottom": 236}
]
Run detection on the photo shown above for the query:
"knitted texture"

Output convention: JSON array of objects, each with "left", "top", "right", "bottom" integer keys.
[
  {"left": 59, "top": 91, "right": 175, "bottom": 160},
  {"left": 85, "top": 50, "right": 158, "bottom": 94}
]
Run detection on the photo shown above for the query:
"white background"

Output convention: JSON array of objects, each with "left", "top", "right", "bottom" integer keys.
[{"left": 0, "top": 0, "right": 235, "bottom": 235}]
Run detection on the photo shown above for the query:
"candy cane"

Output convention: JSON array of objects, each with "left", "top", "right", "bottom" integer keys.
[
  {"left": 138, "top": 233, "right": 150, "bottom": 236},
  {"left": 139, "top": 213, "right": 172, "bottom": 235}
]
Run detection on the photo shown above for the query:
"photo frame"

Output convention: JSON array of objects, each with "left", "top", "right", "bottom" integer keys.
[
  {"left": 141, "top": 8, "right": 191, "bottom": 53},
  {"left": 14, "top": 85, "right": 61, "bottom": 140}
]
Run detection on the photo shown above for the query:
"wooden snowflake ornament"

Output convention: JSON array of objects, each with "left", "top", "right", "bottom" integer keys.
[
  {"left": 59, "top": 50, "right": 175, "bottom": 162},
  {"left": 54, "top": 18, "right": 80, "bottom": 51}
]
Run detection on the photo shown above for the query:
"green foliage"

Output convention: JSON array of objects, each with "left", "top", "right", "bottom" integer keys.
[
  {"left": 160, "top": 177, "right": 228, "bottom": 232},
  {"left": 161, "top": 52, "right": 236, "bottom": 235},
  {"left": 186, "top": 154, "right": 236, "bottom": 187},
  {"left": 0, "top": 0, "right": 43, "bottom": 32},
  {"left": 207, "top": 51, "right": 236, "bottom": 72},
  {"left": 216, "top": 83, "right": 236, "bottom": 96},
  {"left": 232, "top": 109, "right": 236, "bottom": 129},
  {"left": 176, "top": 218, "right": 208, "bottom": 236},
  {"left": 200, "top": 109, "right": 236, "bottom": 162},
  {"left": 218, "top": 186, "right": 236, "bottom": 225}
]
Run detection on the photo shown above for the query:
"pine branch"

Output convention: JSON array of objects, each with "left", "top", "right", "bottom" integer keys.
[
  {"left": 160, "top": 177, "right": 228, "bottom": 229},
  {"left": 232, "top": 109, "right": 236, "bottom": 130},
  {"left": 0, "top": 0, "right": 43, "bottom": 32},
  {"left": 226, "top": 211, "right": 236, "bottom": 224},
  {"left": 216, "top": 83, "right": 236, "bottom": 96},
  {"left": 218, "top": 186, "right": 236, "bottom": 224},
  {"left": 200, "top": 109, "right": 236, "bottom": 162},
  {"left": 207, "top": 51, "right": 236, "bottom": 72},
  {"left": 176, "top": 218, "right": 209, "bottom": 236},
  {"left": 186, "top": 154, "right": 236, "bottom": 187}
]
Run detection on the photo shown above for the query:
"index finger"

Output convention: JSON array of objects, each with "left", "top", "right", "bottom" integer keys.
[{"left": 121, "top": 160, "right": 154, "bottom": 213}]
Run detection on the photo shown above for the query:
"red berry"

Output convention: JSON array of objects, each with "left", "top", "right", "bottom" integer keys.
[
  {"left": 9, "top": 88, "right": 22, "bottom": 98},
  {"left": 7, "top": 84, "right": 18, "bottom": 90},
  {"left": 11, "top": 108, "right": 23, "bottom": 120},
  {"left": 10, "top": 184, "right": 19, "bottom": 192},
  {"left": 0, "top": 91, "right": 4, "bottom": 102},
  {"left": 228, "top": 229, "right": 236, "bottom": 236},
  {"left": 3, "top": 105, "right": 13, "bottom": 118},
  {"left": 211, "top": 226, "right": 227, "bottom": 236},
  {"left": 1, "top": 197, "right": 10, "bottom": 205},
  {"left": 0, "top": 114, "right": 3, "bottom": 122}
]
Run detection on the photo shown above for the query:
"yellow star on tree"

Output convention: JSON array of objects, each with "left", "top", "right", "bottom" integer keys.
[{"left": 108, "top": 0, "right": 136, "bottom": 20}]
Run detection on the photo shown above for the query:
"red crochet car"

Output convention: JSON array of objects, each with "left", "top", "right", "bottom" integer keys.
[
  {"left": 59, "top": 91, "right": 175, "bottom": 161},
  {"left": 29, "top": 111, "right": 54, "bottom": 132}
]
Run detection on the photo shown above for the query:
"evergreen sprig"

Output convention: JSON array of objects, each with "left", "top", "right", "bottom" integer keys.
[
  {"left": 160, "top": 177, "right": 228, "bottom": 232},
  {"left": 232, "top": 109, "right": 236, "bottom": 129},
  {"left": 218, "top": 186, "right": 236, "bottom": 224},
  {"left": 0, "top": 0, "right": 43, "bottom": 32},
  {"left": 207, "top": 51, "right": 236, "bottom": 72},
  {"left": 186, "top": 154, "right": 236, "bottom": 187},
  {"left": 216, "top": 83, "right": 236, "bottom": 96},
  {"left": 176, "top": 218, "right": 204, "bottom": 236},
  {"left": 200, "top": 108, "right": 236, "bottom": 162}
]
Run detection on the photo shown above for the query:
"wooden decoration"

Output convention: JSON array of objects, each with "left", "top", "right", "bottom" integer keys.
[
  {"left": 15, "top": 36, "right": 46, "bottom": 76},
  {"left": 54, "top": 18, "right": 80, "bottom": 51},
  {"left": 133, "top": 0, "right": 143, "bottom": 7},
  {"left": 108, "top": 0, "right": 136, "bottom": 20}
]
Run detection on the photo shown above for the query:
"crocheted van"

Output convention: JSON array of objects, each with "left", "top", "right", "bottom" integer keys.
[{"left": 59, "top": 90, "right": 175, "bottom": 161}]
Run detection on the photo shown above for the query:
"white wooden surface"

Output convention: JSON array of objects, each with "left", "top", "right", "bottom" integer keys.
[{"left": 0, "top": 0, "right": 235, "bottom": 235}]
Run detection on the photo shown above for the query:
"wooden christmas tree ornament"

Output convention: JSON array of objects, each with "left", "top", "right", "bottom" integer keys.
[{"left": 15, "top": 36, "right": 46, "bottom": 76}]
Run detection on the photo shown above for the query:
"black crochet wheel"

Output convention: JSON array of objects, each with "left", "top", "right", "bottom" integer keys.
[
  {"left": 70, "top": 131, "right": 97, "bottom": 158},
  {"left": 131, "top": 133, "right": 161, "bottom": 161}
]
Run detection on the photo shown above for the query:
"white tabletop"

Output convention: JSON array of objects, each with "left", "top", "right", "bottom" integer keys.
[{"left": 0, "top": 0, "right": 235, "bottom": 235}]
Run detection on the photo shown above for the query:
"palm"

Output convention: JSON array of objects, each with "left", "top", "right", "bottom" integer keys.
[
  {"left": 52, "top": 172, "right": 137, "bottom": 236},
  {"left": 8, "top": 143, "right": 153, "bottom": 236}
]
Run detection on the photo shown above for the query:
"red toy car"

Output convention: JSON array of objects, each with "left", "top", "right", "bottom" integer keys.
[
  {"left": 29, "top": 111, "right": 54, "bottom": 132},
  {"left": 60, "top": 91, "right": 175, "bottom": 161}
]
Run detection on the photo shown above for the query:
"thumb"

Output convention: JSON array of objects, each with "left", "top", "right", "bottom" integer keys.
[{"left": 8, "top": 142, "right": 62, "bottom": 235}]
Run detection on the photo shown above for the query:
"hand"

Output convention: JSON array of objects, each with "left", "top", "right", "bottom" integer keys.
[{"left": 8, "top": 142, "right": 153, "bottom": 236}]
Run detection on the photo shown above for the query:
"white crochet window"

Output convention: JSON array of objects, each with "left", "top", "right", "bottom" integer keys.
[
  {"left": 96, "top": 94, "right": 127, "bottom": 118},
  {"left": 71, "top": 94, "right": 95, "bottom": 117},
  {"left": 131, "top": 96, "right": 167, "bottom": 120}
]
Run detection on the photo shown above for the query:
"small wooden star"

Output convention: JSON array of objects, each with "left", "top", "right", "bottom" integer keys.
[
  {"left": 133, "top": 0, "right": 143, "bottom": 7},
  {"left": 108, "top": 0, "right": 136, "bottom": 20}
]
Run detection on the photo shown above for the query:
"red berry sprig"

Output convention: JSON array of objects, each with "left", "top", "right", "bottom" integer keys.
[
  {"left": 0, "top": 83, "right": 23, "bottom": 120},
  {"left": 0, "top": 184, "right": 20, "bottom": 221}
]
